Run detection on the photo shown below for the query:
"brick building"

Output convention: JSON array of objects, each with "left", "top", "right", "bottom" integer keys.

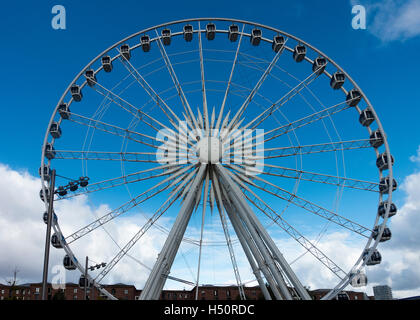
[
  {"left": 0, "top": 282, "right": 369, "bottom": 300},
  {"left": 190, "top": 285, "right": 261, "bottom": 300},
  {"left": 0, "top": 283, "right": 32, "bottom": 300}
]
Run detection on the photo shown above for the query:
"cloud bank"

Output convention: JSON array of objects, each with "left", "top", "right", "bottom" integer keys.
[{"left": 1, "top": 158, "right": 420, "bottom": 298}]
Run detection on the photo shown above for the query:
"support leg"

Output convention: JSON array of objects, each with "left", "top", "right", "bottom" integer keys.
[
  {"left": 216, "top": 164, "right": 310, "bottom": 300},
  {"left": 140, "top": 164, "right": 207, "bottom": 300},
  {"left": 221, "top": 183, "right": 289, "bottom": 299},
  {"left": 223, "top": 199, "right": 272, "bottom": 300}
]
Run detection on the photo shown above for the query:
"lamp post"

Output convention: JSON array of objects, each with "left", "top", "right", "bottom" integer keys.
[
  {"left": 84, "top": 256, "right": 88, "bottom": 300},
  {"left": 82, "top": 259, "right": 106, "bottom": 300},
  {"left": 41, "top": 169, "right": 56, "bottom": 300},
  {"left": 41, "top": 172, "right": 89, "bottom": 300}
]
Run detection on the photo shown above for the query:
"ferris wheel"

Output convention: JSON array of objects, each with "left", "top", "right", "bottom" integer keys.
[{"left": 40, "top": 18, "right": 397, "bottom": 300}]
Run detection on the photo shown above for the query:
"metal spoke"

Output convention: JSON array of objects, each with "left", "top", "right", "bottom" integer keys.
[
  {"left": 55, "top": 146, "right": 194, "bottom": 163},
  {"left": 215, "top": 24, "right": 245, "bottom": 131},
  {"left": 261, "top": 138, "right": 373, "bottom": 157},
  {"left": 238, "top": 98, "right": 354, "bottom": 150},
  {"left": 54, "top": 150, "right": 157, "bottom": 162},
  {"left": 65, "top": 164, "right": 195, "bottom": 243},
  {"left": 223, "top": 138, "right": 378, "bottom": 187},
  {"left": 227, "top": 163, "right": 379, "bottom": 192},
  {"left": 223, "top": 38, "right": 288, "bottom": 137},
  {"left": 226, "top": 164, "right": 372, "bottom": 237},
  {"left": 262, "top": 164, "right": 378, "bottom": 192},
  {"left": 226, "top": 168, "right": 347, "bottom": 280},
  {"left": 57, "top": 164, "right": 185, "bottom": 200},
  {"left": 263, "top": 100, "right": 354, "bottom": 144},
  {"left": 86, "top": 74, "right": 167, "bottom": 132},
  {"left": 116, "top": 49, "right": 186, "bottom": 132},
  {"left": 94, "top": 176, "right": 190, "bottom": 283},
  {"left": 92, "top": 217, "right": 196, "bottom": 287},
  {"left": 239, "top": 64, "right": 319, "bottom": 133},
  {"left": 197, "top": 107, "right": 204, "bottom": 129},
  {"left": 154, "top": 29, "right": 200, "bottom": 132},
  {"left": 68, "top": 110, "right": 193, "bottom": 158},
  {"left": 93, "top": 69, "right": 193, "bottom": 149},
  {"left": 224, "top": 137, "right": 374, "bottom": 158},
  {"left": 66, "top": 111, "right": 158, "bottom": 149},
  {"left": 198, "top": 22, "right": 209, "bottom": 132}
]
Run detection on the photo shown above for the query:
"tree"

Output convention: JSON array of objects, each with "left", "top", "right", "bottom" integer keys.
[{"left": 4, "top": 267, "right": 19, "bottom": 300}]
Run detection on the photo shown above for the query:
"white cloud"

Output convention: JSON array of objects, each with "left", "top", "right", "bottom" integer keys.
[
  {"left": 1, "top": 161, "right": 420, "bottom": 299},
  {"left": 374, "top": 171, "right": 420, "bottom": 295},
  {"left": 0, "top": 163, "right": 168, "bottom": 289},
  {"left": 409, "top": 145, "right": 420, "bottom": 163},
  {"left": 351, "top": 0, "right": 420, "bottom": 42},
  {"left": 0, "top": 163, "right": 254, "bottom": 291}
]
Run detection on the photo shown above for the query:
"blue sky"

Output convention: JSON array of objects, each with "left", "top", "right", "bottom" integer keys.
[
  {"left": 0, "top": 0, "right": 420, "bottom": 298},
  {"left": 0, "top": 0, "right": 419, "bottom": 179}
]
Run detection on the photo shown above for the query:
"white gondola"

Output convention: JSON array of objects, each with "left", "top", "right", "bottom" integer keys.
[
  {"left": 39, "top": 165, "right": 51, "bottom": 181},
  {"left": 376, "top": 153, "right": 394, "bottom": 171},
  {"left": 45, "top": 143, "right": 56, "bottom": 160},
  {"left": 312, "top": 57, "right": 327, "bottom": 75},
  {"left": 101, "top": 55, "right": 113, "bottom": 72},
  {"left": 58, "top": 103, "right": 70, "bottom": 120},
  {"left": 120, "top": 44, "right": 131, "bottom": 60},
  {"left": 228, "top": 24, "right": 239, "bottom": 42},
  {"left": 330, "top": 71, "right": 345, "bottom": 89},
  {"left": 272, "top": 35, "right": 285, "bottom": 53},
  {"left": 51, "top": 232, "right": 64, "bottom": 249},
  {"left": 250, "top": 28, "right": 262, "bottom": 46},
  {"left": 206, "top": 23, "right": 216, "bottom": 40},
  {"left": 69, "top": 181, "right": 78, "bottom": 192},
  {"left": 379, "top": 176, "right": 397, "bottom": 194},
  {"left": 141, "top": 35, "right": 151, "bottom": 52},
  {"left": 363, "top": 249, "right": 382, "bottom": 266},
  {"left": 293, "top": 44, "right": 306, "bottom": 62},
  {"left": 63, "top": 255, "right": 77, "bottom": 270},
  {"left": 378, "top": 201, "right": 397, "bottom": 219},
  {"left": 346, "top": 89, "right": 362, "bottom": 107},
  {"left": 70, "top": 84, "right": 82, "bottom": 102},
  {"left": 372, "top": 226, "right": 392, "bottom": 242},
  {"left": 183, "top": 24, "right": 193, "bottom": 42},
  {"left": 49, "top": 122, "right": 62, "bottom": 139},
  {"left": 359, "top": 108, "right": 374, "bottom": 127},
  {"left": 85, "top": 69, "right": 97, "bottom": 87},
  {"left": 350, "top": 272, "right": 368, "bottom": 287},
  {"left": 79, "top": 275, "right": 91, "bottom": 288},
  {"left": 369, "top": 130, "right": 384, "bottom": 148},
  {"left": 57, "top": 186, "right": 67, "bottom": 197},
  {"left": 162, "top": 28, "right": 171, "bottom": 45},
  {"left": 243, "top": 159, "right": 257, "bottom": 167},
  {"left": 79, "top": 176, "right": 89, "bottom": 187},
  {"left": 43, "top": 211, "right": 57, "bottom": 224},
  {"left": 39, "top": 188, "right": 50, "bottom": 203}
]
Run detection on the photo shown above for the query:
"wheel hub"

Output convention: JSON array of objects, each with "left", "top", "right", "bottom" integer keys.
[{"left": 196, "top": 136, "right": 223, "bottom": 164}]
